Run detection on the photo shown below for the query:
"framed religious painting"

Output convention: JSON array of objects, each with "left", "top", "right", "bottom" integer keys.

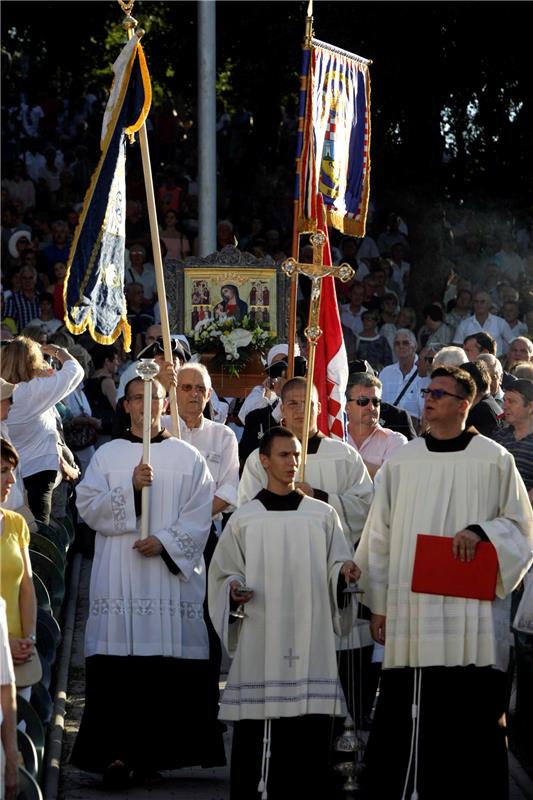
[
  {"left": 184, "top": 268, "right": 277, "bottom": 332},
  {"left": 164, "top": 246, "right": 289, "bottom": 339}
]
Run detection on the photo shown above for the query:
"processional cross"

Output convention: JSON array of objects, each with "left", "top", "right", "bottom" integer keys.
[{"left": 281, "top": 232, "right": 354, "bottom": 481}]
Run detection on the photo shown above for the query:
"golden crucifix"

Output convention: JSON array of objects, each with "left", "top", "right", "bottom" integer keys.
[{"left": 281, "top": 231, "right": 354, "bottom": 481}]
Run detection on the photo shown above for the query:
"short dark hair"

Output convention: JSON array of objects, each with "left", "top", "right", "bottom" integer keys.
[
  {"left": 423, "top": 303, "right": 444, "bottom": 322},
  {"left": 259, "top": 426, "right": 298, "bottom": 457},
  {"left": 91, "top": 344, "right": 118, "bottom": 369},
  {"left": 463, "top": 332, "right": 496, "bottom": 355},
  {"left": 460, "top": 361, "right": 491, "bottom": 395},
  {"left": 39, "top": 292, "right": 54, "bottom": 305},
  {"left": 347, "top": 374, "right": 382, "bottom": 394},
  {"left": 430, "top": 365, "right": 476, "bottom": 405},
  {"left": 281, "top": 376, "right": 306, "bottom": 401},
  {"left": 0, "top": 437, "right": 19, "bottom": 467}
]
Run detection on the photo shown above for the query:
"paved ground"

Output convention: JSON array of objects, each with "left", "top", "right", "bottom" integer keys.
[{"left": 57, "top": 557, "right": 533, "bottom": 800}]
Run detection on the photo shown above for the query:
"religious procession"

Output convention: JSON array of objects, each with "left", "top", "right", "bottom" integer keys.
[{"left": 1, "top": 1, "right": 533, "bottom": 799}]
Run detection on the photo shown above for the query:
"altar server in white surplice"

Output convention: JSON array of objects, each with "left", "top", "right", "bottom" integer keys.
[
  {"left": 209, "top": 427, "right": 359, "bottom": 800},
  {"left": 71, "top": 377, "right": 225, "bottom": 788},
  {"left": 238, "top": 377, "right": 374, "bottom": 548},
  {"left": 357, "top": 365, "right": 533, "bottom": 800},
  {"left": 238, "top": 377, "right": 375, "bottom": 727}
]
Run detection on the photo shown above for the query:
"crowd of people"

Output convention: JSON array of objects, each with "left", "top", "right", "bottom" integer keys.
[
  {"left": 1, "top": 85, "right": 533, "bottom": 800},
  {"left": 1, "top": 305, "right": 533, "bottom": 798}
]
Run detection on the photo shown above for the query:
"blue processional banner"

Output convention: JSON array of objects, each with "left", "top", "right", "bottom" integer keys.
[
  {"left": 64, "top": 36, "right": 151, "bottom": 351},
  {"left": 296, "top": 38, "right": 371, "bottom": 237}
]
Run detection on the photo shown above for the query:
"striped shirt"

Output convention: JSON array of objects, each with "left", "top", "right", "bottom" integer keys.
[
  {"left": 493, "top": 426, "right": 533, "bottom": 491},
  {"left": 3, "top": 291, "right": 40, "bottom": 332}
]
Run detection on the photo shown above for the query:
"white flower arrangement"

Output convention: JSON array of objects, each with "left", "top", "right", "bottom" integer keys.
[{"left": 187, "top": 315, "right": 276, "bottom": 370}]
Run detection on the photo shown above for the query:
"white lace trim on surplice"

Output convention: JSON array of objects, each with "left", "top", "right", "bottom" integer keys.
[{"left": 89, "top": 597, "right": 204, "bottom": 619}]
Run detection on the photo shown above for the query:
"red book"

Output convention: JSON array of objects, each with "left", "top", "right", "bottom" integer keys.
[{"left": 411, "top": 534, "right": 498, "bottom": 601}]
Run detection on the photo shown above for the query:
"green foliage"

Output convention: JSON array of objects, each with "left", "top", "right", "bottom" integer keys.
[{"left": 1, "top": 1, "right": 530, "bottom": 205}]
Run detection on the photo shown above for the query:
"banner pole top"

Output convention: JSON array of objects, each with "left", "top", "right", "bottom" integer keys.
[{"left": 304, "top": 0, "right": 314, "bottom": 48}]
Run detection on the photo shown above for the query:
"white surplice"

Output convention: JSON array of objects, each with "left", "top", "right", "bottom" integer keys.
[
  {"left": 208, "top": 496, "right": 354, "bottom": 720},
  {"left": 356, "top": 435, "right": 533, "bottom": 671},
  {"left": 238, "top": 437, "right": 374, "bottom": 547},
  {"left": 76, "top": 437, "right": 214, "bottom": 660},
  {"left": 162, "top": 414, "right": 239, "bottom": 516},
  {"left": 239, "top": 438, "right": 374, "bottom": 651}
]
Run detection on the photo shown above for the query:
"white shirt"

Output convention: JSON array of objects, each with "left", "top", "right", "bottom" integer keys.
[
  {"left": 378, "top": 359, "right": 420, "bottom": 418},
  {"left": 340, "top": 305, "right": 366, "bottom": 337},
  {"left": 164, "top": 415, "right": 239, "bottom": 514},
  {"left": 0, "top": 598, "right": 16, "bottom": 727},
  {"left": 125, "top": 265, "right": 157, "bottom": 302},
  {"left": 453, "top": 313, "right": 514, "bottom": 355},
  {"left": 508, "top": 320, "right": 528, "bottom": 339},
  {"left": 27, "top": 317, "right": 63, "bottom": 335},
  {"left": 6, "top": 360, "right": 84, "bottom": 478}
]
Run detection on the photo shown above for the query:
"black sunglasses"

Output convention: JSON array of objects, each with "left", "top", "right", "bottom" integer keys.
[
  {"left": 347, "top": 397, "right": 381, "bottom": 407},
  {"left": 421, "top": 388, "right": 465, "bottom": 401}
]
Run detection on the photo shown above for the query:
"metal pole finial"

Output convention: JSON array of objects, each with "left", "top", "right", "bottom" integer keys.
[{"left": 118, "top": 0, "right": 135, "bottom": 14}]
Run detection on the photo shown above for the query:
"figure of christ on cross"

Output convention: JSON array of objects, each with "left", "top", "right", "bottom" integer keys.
[
  {"left": 209, "top": 426, "right": 360, "bottom": 800},
  {"left": 282, "top": 230, "right": 354, "bottom": 477}
]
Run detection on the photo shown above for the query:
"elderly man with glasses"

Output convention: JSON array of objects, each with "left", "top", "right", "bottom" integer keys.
[
  {"left": 346, "top": 373, "right": 407, "bottom": 480},
  {"left": 378, "top": 328, "right": 420, "bottom": 421},
  {"left": 173, "top": 361, "right": 240, "bottom": 742}
]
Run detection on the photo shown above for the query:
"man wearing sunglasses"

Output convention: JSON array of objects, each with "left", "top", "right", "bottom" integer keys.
[
  {"left": 346, "top": 373, "right": 407, "bottom": 480},
  {"left": 357, "top": 365, "right": 533, "bottom": 800}
]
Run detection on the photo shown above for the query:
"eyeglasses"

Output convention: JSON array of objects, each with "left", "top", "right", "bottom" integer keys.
[
  {"left": 178, "top": 383, "right": 208, "bottom": 394},
  {"left": 394, "top": 340, "right": 412, "bottom": 346},
  {"left": 347, "top": 397, "right": 381, "bottom": 407},
  {"left": 421, "top": 388, "right": 465, "bottom": 401},
  {"left": 423, "top": 356, "right": 434, "bottom": 364}
]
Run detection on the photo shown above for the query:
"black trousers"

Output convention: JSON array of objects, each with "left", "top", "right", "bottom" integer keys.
[{"left": 23, "top": 470, "right": 57, "bottom": 525}]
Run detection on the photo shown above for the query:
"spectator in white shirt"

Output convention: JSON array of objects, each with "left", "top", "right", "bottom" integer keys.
[
  {"left": 453, "top": 290, "right": 514, "bottom": 355},
  {"left": 27, "top": 292, "right": 63, "bottom": 336},
  {"left": 378, "top": 329, "right": 420, "bottom": 421},
  {"left": 502, "top": 300, "right": 528, "bottom": 339},
  {"left": 494, "top": 237, "right": 525, "bottom": 284},
  {"left": 1, "top": 337, "right": 83, "bottom": 524},
  {"left": 340, "top": 281, "right": 366, "bottom": 337}
]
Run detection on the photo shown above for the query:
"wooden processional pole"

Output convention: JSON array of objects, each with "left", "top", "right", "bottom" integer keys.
[
  {"left": 287, "top": 0, "right": 315, "bottom": 379},
  {"left": 281, "top": 233, "right": 353, "bottom": 481},
  {"left": 119, "top": 1, "right": 181, "bottom": 439}
]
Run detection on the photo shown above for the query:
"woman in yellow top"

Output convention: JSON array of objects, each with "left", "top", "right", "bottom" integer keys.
[{"left": 0, "top": 437, "right": 37, "bottom": 694}]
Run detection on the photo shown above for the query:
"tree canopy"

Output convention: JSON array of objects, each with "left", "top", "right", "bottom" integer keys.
[{"left": 2, "top": 1, "right": 531, "bottom": 208}]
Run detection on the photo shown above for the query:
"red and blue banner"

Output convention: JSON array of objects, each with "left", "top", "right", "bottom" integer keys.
[
  {"left": 296, "top": 38, "right": 371, "bottom": 237},
  {"left": 64, "top": 35, "right": 151, "bottom": 351}
]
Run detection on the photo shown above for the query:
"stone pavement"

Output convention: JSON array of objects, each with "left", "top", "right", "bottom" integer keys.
[{"left": 56, "top": 557, "right": 533, "bottom": 800}]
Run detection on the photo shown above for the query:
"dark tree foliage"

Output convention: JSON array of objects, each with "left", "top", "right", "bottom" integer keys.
[{"left": 2, "top": 0, "right": 531, "bottom": 208}]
